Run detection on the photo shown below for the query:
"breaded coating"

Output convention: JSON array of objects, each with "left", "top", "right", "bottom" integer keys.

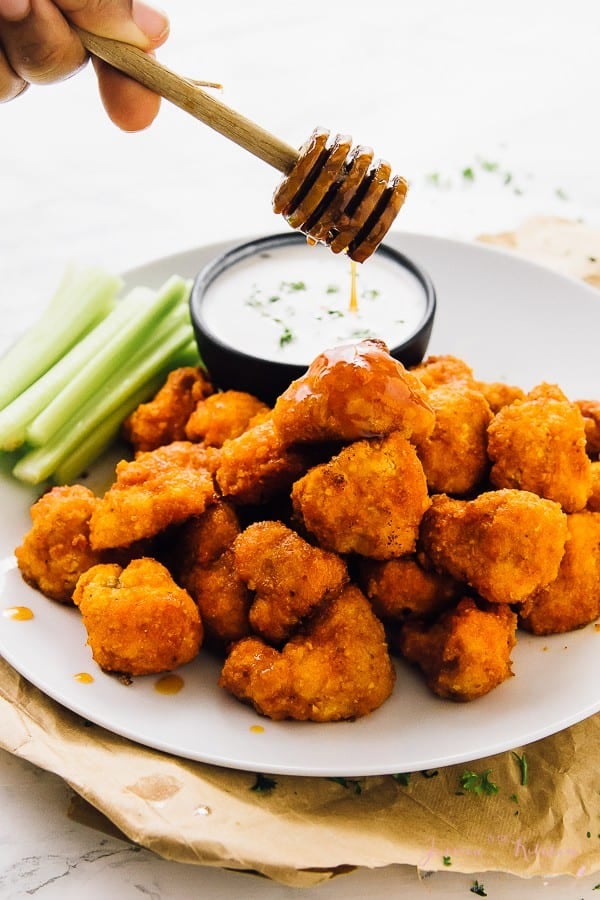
[
  {"left": 182, "top": 550, "right": 251, "bottom": 648},
  {"left": 233, "top": 521, "right": 349, "bottom": 643},
  {"left": 411, "top": 354, "right": 475, "bottom": 389},
  {"left": 397, "top": 597, "right": 517, "bottom": 701},
  {"left": 168, "top": 501, "right": 242, "bottom": 570},
  {"left": 487, "top": 383, "right": 592, "bottom": 512},
  {"left": 272, "top": 338, "right": 434, "bottom": 445},
  {"left": 588, "top": 461, "right": 600, "bottom": 512},
  {"left": 420, "top": 489, "right": 568, "bottom": 605},
  {"left": 576, "top": 399, "right": 600, "bottom": 456},
  {"left": 15, "top": 484, "right": 104, "bottom": 604},
  {"left": 185, "top": 390, "right": 269, "bottom": 446},
  {"left": 519, "top": 511, "right": 600, "bottom": 635},
  {"left": 292, "top": 431, "right": 430, "bottom": 559},
  {"left": 358, "top": 556, "right": 460, "bottom": 622},
  {"left": 73, "top": 557, "right": 202, "bottom": 675},
  {"left": 167, "top": 503, "right": 251, "bottom": 647},
  {"left": 476, "top": 381, "right": 525, "bottom": 414},
  {"left": 219, "top": 585, "right": 395, "bottom": 721},
  {"left": 89, "top": 441, "right": 218, "bottom": 550},
  {"left": 216, "top": 416, "right": 308, "bottom": 505},
  {"left": 122, "top": 367, "right": 213, "bottom": 452},
  {"left": 413, "top": 384, "right": 492, "bottom": 495}
]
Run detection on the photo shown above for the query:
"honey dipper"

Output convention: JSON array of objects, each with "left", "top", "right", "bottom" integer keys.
[{"left": 76, "top": 28, "right": 408, "bottom": 263}]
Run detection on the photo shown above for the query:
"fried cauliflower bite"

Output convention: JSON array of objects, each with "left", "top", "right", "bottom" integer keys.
[
  {"left": 15, "top": 485, "right": 104, "bottom": 604},
  {"left": 487, "top": 383, "right": 593, "bottom": 512},
  {"left": 519, "top": 511, "right": 600, "bottom": 635},
  {"left": 410, "top": 354, "right": 475, "bottom": 389},
  {"left": 233, "top": 521, "right": 349, "bottom": 643},
  {"left": 358, "top": 556, "right": 460, "bottom": 622},
  {"left": 89, "top": 441, "right": 218, "bottom": 550},
  {"left": 412, "top": 384, "right": 492, "bottom": 495},
  {"left": 216, "top": 416, "right": 308, "bottom": 505},
  {"left": 73, "top": 557, "right": 202, "bottom": 675},
  {"left": 272, "top": 339, "right": 435, "bottom": 445},
  {"left": 185, "top": 390, "right": 269, "bottom": 446},
  {"left": 292, "top": 431, "right": 430, "bottom": 559},
  {"left": 476, "top": 381, "right": 525, "bottom": 414},
  {"left": 588, "top": 461, "right": 600, "bottom": 512},
  {"left": 121, "top": 367, "right": 213, "bottom": 453},
  {"left": 420, "top": 490, "right": 568, "bottom": 605},
  {"left": 166, "top": 503, "right": 251, "bottom": 647},
  {"left": 397, "top": 597, "right": 517, "bottom": 701},
  {"left": 576, "top": 399, "right": 600, "bottom": 457},
  {"left": 219, "top": 585, "right": 395, "bottom": 721}
]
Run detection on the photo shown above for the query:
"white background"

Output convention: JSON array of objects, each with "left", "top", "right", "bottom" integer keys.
[{"left": 1, "top": 1, "right": 600, "bottom": 897}]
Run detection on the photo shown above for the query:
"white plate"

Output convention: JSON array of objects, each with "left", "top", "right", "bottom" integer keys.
[{"left": 1, "top": 231, "right": 600, "bottom": 777}]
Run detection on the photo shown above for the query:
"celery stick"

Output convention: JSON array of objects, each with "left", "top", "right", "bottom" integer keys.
[
  {"left": 51, "top": 378, "right": 166, "bottom": 485},
  {"left": 13, "top": 315, "right": 194, "bottom": 483},
  {"left": 52, "top": 340, "right": 201, "bottom": 485},
  {"left": 0, "top": 265, "right": 121, "bottom": 411},
  {"left": 0, "top": 275, "right": 187, "bottom": 451},
  {"left": 26, "top": 277, "right": 188, "bottom": 447}
]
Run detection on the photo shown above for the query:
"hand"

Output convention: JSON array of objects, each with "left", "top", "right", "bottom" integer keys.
[{"left": 0, "top": 0, "right": 169, "bottom": 130}]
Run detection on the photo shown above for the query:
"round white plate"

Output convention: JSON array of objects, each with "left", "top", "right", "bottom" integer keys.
[{"left": 1, "top": 231, "right": 600, "bottom": 777}]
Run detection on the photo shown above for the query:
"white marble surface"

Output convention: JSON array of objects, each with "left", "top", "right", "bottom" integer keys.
[{"left": 2, "top": 1, "right": 600, "bottom": 896}]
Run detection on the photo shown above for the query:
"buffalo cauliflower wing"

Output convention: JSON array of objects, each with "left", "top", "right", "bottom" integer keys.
[
  {"left": 397, "top": 597, "right": 517, "bottom": 701},
  {"left": 420, "top": 489, "right": 568, "bottom": 605},
  {"left": 272, "top": 339, "right": 434, "bottom": 445},
  {"left": 292, "top": 431, "right": 430, "bottom": 559},
  {"left": 15, "top": 484, "right": 104, "bottom": 603},
  {"left": 73, "top": 557, "right": 202, "bottom": 675},
  {"left": 233, "top": 520, "right": 349, "bottom": 643},
  {"left": 219, "top": 585, "right": 395, "bottom": 721}
]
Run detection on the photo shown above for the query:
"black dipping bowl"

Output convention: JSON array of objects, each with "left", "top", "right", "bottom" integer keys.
[{"left": 190, "top": 232, "right": 436, "bottom": 404}]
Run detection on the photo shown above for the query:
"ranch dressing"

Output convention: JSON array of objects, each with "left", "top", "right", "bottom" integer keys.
[{"left": 201, "top": 240, "right": 427, "bottom": 365}]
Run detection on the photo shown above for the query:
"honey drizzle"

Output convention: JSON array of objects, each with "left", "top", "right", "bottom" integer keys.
[
  {"left": 74, "top": 672, "right": 94, "bottom": 684},
  {"left": 2, "top": 606, "right": 33, "bottom": 621},
  {"left": 155, "top": 674, "right": 184, "bottom": 695},
  {"left": 349, "top": 258, "right": 359, "bottom": 312}
]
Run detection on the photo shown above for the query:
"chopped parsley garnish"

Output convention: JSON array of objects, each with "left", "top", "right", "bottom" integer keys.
[
  {"left": 391, "top": 772, "right": 411, "bottom": 786},
  {"left": 462, "top": 166, "right": 475, "bottom": 181},
  {"left": 280, "top": 280, "right": 307, "bottom": 292},
  {"left": 512, "top": 751, "right": 528, "bottom": 785},
  {"left": 326, "top": 284, "right": 340, "bottom": 293},
  {"left": 250, "top": 773, "right": 277, "bottom": 792},
  {"left": 327, "top": 309, "right": 344, "bottom": 318},
  {"left": 443, "top": 855, "right": 452, "bottom": 866},
  {"left": 555, "top": 187, "right": 569, "bottom": 201},
  {"left": 327, "top": 776, "right": 362, "bottom": 794},
  {"left": 362, "top": 288, "right": 380, "bottom": 299},
  {"left": 470, "top": 880, "right": 487, "bottom": 896},
  {"left": 460, "top": 769, "right": 499, "bottom": 796},
  {"left": 279, "top": 327, "right": 294, "bottom": 347},
  {"left": 268, "top": 294, "right": 281, "bottom": 303}
]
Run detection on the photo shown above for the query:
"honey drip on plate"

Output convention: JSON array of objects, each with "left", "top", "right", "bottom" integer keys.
[
  {"left": 2, "top": 606, "right": 33, "bottom": 621},
  {"left": 349, "top": 258, "right": 359, "bottom": 312},
  {"left": 155, "top": 673, "right": 184, "bottom": 694},
  {"left": 74, "top": 672, "right": 94, "bottom": 684},
  {"left": 250, "top": 724, "right": 265, "bottom": 734}
]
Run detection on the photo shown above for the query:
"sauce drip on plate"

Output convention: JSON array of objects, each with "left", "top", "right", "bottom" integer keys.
[{"left": 2, "top": 606, "right": 33, "bottom": 621}]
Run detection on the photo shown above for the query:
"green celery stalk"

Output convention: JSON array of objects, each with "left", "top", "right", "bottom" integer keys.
[
  {"left": 0, "top": 275, "right": 187, "bottom": 451},
  {"left": 52, "top": 339, "right": 201, "bottom": 485},
  {"left": 0, "top": 265, "right": 122, "bottom": 411},
  {"left": 13, "top": 313, "right": 195, "bottom": 484},
  {"left": 26, "top": 276, "right": 189, "bottom": 447},
  {"left": 51, "top": 378, "right": 166, "bottom": 486}
]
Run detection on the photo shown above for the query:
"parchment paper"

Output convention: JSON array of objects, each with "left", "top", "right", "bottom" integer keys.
[{"left": 2, "top": 216, "right": 600, "bottom": 888}]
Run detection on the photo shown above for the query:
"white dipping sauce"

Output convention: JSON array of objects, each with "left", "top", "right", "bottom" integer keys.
[{"left": 200, "top": 240, "right": 429, "bottom": 365}]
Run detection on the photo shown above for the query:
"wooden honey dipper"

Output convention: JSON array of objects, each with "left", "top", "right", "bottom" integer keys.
[{"left": 77, "top": 28, "right": 408, "bottom": 263}]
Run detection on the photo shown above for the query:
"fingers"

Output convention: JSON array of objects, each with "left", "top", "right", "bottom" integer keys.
[
  {"left": 0, "top": 43, "right": 26, "bottom": 100},
  {"left": 55, "top": 0, "right": 169, "bottom": 50},
  {"left": 0, "top": 0, "right": 87, "bottom": 85},
  {"left": 92, "top": 56, "right": 160, "bottom": 131}
]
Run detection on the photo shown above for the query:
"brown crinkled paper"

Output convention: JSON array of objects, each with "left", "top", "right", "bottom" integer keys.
[{"left": 2, "top": 216, "right": 600, "bottom": 889}]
